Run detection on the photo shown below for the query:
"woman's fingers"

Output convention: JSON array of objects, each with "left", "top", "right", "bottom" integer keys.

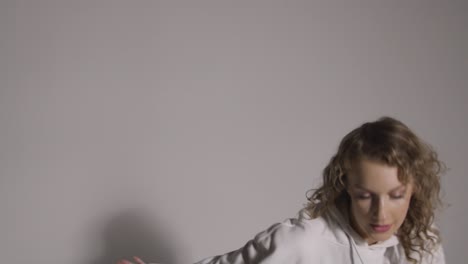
[
  {"left": 133, "top": 256, "right": 146, "bottom": 264},
  {"left": 116, "top": 256, "right": 146, "bottom": 264}
]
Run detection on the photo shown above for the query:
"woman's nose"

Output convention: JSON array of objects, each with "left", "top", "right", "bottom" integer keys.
[{"left": 371, "top": 198, "right": 388, "bottom": 222}]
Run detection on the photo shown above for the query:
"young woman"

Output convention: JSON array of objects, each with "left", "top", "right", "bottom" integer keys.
[{"left": 119, "top": 116, "right": 446, "bottom": 264}]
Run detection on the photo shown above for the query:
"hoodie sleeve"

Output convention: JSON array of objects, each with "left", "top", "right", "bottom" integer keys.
[{"left": 193, "top": 219, "right": 303, "bottom": 264}]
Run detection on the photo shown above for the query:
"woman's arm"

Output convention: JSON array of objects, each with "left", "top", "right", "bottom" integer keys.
[{"left": 194, "top": 219, "right": 304, "bottom": 264}]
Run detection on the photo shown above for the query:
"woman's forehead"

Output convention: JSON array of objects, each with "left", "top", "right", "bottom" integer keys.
[{"left": 347, "top": 159, "right": 408, "bottom": 187}]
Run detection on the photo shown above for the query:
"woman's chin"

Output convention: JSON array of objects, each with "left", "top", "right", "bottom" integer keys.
[{"left": 367, "top": 232, "right": 393, "bottom": 243}]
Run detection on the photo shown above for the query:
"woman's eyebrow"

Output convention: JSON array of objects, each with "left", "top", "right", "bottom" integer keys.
[{"left": 352, "top": 184, "right": 405, "bottom": 192}]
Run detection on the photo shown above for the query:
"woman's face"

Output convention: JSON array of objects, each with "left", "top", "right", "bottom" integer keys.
[{"left": 346, "top": 158, "right": 413, "bottom": 244}]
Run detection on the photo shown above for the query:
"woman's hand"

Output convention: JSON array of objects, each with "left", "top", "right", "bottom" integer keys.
[{"left": 117, "top": 256, "right": 146, "bottom": 264}]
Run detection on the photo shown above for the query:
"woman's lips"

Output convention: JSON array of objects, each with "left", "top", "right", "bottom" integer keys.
[{"left": 370, "top": 224, "right": 392, "bottom": 233}]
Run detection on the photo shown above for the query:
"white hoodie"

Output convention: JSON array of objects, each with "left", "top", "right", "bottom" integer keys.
[{"left": 194, "top": 207, "right": 445, "bottom": 264}]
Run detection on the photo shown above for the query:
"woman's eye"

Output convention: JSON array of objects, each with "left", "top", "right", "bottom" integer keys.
[
  {"left": 390, "top": 195, "right": 404, "bottom": 199},
  {"left": 356, "top": 194, "right": 371, "bottom": 200}
]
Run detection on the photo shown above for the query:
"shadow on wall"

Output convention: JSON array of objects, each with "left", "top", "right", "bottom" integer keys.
[{"left": 88, "top": 207, "right": 177, "bottom": 264}]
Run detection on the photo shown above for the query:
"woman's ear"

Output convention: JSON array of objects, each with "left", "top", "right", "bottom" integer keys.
[
  {"left": 342, "top": 173, "right": 348, "bottom": 186},
  {"left": 410, "top": 182, "right": 418, "bottom": 195},
  {"left": 341, "top": 174, "right": 351, "bottom": 194},
  {"left": 406, "top": 178, "right": 417, "bottom": 195}
]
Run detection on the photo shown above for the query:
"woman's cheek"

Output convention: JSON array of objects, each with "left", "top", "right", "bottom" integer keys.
[{"left": 354, "top": 200, "right": 372, "bottom": 215}]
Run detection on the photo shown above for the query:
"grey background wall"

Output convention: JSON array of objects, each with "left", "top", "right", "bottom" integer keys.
[{"left": 1, "top": 1, "right": 467, "bottom": 264}]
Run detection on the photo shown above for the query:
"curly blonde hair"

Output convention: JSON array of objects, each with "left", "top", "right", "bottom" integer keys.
[{"left": 304, "top": 116, "right": 446, "bottom": 263}]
